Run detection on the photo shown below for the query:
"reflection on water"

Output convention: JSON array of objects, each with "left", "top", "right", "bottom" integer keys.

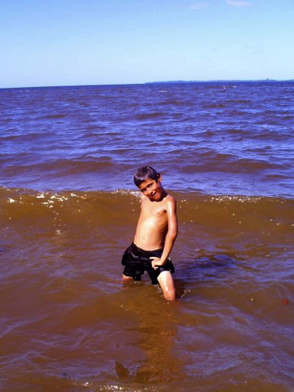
[{"left": 118, "top": 292, "right": 184, "bottom": 384}]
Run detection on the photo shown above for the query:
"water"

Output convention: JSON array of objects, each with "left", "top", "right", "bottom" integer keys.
[
  {"left": 1, "top": 81, "right": 294, "bottom": 197},
  {"left": 0, "top": 82, "right": 294, "bottom": 391}
]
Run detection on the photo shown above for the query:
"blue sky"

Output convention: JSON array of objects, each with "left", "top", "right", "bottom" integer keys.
[{"left": 1, "top": 0, "right": 293, "bottom": 88}]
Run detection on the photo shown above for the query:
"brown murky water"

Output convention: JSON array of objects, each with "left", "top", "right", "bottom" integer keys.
[{"left": 1, "top": 189, "right": 293, "bottom": 391}]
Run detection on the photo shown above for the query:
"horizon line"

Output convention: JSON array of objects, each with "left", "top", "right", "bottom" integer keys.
[{"left": 0, "top": 78, "right": 293, "bottom": 90}]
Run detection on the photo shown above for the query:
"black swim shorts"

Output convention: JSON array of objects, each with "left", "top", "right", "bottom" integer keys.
[{"left": 121, "top": 242, "right": 175, "bottom": 285}]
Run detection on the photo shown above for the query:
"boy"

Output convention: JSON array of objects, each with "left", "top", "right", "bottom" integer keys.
[{"left": 121, "top": 166, "right": 178, "bottom": 301}]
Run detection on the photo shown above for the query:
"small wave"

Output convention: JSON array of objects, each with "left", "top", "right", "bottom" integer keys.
[
  {"left": 225, "top": 99, "right": 251, "bottom": 104},
  {"left": 38, "top": 114, "right": 67, "bottom": 120},
  {"left": 135, "top": 112, "right": 165, "bottom": 120},
  {"left": 203, "top": 103, "right": 227, "bottom": 109},
  {"left": 0, "top": 132, "right": 53, "bottom": 142},
  {"left": 85, "top": 125, "right": 107, "bottom": 132},
  {"left": 3, "top": 158, "right": 114, "bottom": 176},
  {"left": 2, "top": 184, "right": 293, "bottom": 232},
  {"left": 281, "top": 115, "right": 294, "bottom": 121},
  {"left": 225, "top": 128, "right": 249, "bottom": 135},
  {"left": 157, "top": 100, "right": 183, "bottom": 106},
  {"left": 180, "top": 152, "right": 285, "bottom": 174},
  {"left": 250, "top": 129, "right": 292, "bottom": 141}
]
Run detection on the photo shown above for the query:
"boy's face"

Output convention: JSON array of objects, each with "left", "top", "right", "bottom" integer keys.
[{"left": 138, "top": 177, "right": 164, "bottom": 201}]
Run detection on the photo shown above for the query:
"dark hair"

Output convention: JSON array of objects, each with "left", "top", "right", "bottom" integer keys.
[{"left": 134, "top": 166, "right": 160, "bottom": 187}]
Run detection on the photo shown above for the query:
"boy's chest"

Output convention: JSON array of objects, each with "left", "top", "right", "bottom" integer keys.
[{"left": 142, "top": 201, "right": 166, "bottom": 217}]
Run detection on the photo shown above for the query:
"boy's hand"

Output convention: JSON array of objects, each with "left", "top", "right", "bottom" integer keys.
[{"left": 150, "top": 257, "right": 164, "bottom": 270}]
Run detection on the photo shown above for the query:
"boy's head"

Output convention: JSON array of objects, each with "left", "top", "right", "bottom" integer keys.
[
  {"left": 134, "top": 166, "right": 165, "bottom": 201},
  {"left": 134, "top": 166, "right": 160, "bottom": 187}
]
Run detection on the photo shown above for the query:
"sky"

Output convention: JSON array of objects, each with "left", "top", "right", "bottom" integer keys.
[{"left": 0, "top": 0, "right": 293, "bottom": 88}]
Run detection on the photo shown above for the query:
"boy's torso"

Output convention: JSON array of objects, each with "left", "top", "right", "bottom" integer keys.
[{"left": 134, "top": 195, "right": 169, "bottom": 251}]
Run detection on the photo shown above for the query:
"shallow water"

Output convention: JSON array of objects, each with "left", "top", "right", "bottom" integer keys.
[
  {"left": 1, "top": 188, "right": 294, "bottom": 391},
  {"left": 0, "top": 82, "right": 294, "bottom": 391}
]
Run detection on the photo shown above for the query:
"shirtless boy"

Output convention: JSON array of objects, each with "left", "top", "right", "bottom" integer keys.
[{"left": 121, "top": 166, "right": 178, "bottom": 301}]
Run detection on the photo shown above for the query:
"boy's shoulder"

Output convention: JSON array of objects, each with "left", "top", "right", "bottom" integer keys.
[
  {"left": 165, "top": 194, "right": 177, "bottom": 209},
  {"left": 159, "top": 193, "right": 175, "bottom": 205},
  {"left": 165, "top": 193, "right": 176, "bottom": 202}
]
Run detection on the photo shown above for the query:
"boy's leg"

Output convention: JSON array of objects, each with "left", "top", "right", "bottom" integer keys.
[
  {"left": 157, "top": 271, "right": 176, "bottom": 301},
  {"left": 122, "top": 274, "right": 133, "bottom": 282},
  {"left": 122, "top": 263, "right": 143, "bottom": 282}
]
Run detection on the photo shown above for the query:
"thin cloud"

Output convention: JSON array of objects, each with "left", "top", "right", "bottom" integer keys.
[
  {"left": 226, "top": 0, "right": 251, "bottom": 6},
  {"left": 189, "top": 2, "right": 210, "bottom": 10}
]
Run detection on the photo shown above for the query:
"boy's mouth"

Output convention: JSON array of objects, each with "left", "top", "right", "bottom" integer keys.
[{"left": 150, "top": 192, "right": 160, "bottom": 200}]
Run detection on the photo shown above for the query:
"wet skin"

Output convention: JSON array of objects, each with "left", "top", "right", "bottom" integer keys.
[{"left": 122, "top": 177, "right": 178, "bottom": 301}]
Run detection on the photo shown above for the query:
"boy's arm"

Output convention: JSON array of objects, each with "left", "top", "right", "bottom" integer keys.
[{"left": 151, "top": 196, "right": 178, "bottom": 268}]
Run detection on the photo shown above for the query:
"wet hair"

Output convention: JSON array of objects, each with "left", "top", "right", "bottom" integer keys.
[{"left": 134, "top": 165, "right": 160, "bottom": 187}]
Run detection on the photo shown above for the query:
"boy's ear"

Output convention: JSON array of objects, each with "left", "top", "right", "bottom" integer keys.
[{"left": 157, "top": 173, "right": 162, "bottom": 182}]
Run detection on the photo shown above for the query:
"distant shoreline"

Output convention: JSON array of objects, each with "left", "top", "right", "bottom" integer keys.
[
  {"left": 1, "top": 79, "right": 294, "bottom": 90},
  {"left": 145, "top": 79, "right": 294, "bottom": 84}
]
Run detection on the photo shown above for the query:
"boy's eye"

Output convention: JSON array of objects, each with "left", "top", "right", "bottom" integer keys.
[{"left": 140, "top": 182, "right": 155, "bottom": 193}]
